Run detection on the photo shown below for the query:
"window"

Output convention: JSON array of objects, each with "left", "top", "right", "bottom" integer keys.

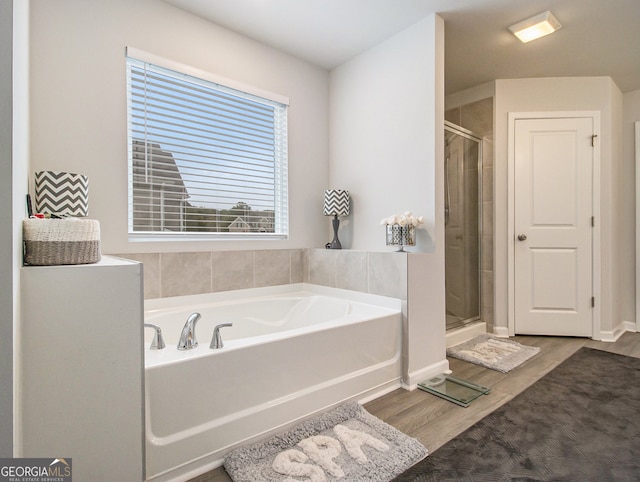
[{"left": 126, "top": 49, "right": 288, "bottom": 238}]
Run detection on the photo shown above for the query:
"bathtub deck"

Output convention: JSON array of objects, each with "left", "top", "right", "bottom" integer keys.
[{"left": 190, "top": 333, "right": 640, "bottom": 481}]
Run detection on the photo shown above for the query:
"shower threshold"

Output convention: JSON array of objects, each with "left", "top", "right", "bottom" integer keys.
[{"left": 446, "top": 320, "right": 486, "bottom": 348}]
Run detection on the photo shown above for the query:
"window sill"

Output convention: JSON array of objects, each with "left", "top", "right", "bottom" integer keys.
[{"left": 127, "top": 233, "right": 288, "bottom": 243}]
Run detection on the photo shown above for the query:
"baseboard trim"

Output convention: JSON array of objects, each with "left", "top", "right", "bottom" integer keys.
[
  {"left": 402, "top": 359, "right": 450, "bottom": 391},
  {"left": 598, "top": 320, "right": 636, "bottom": 342},
  {"left": 493, "top": 326, "right": 510, "bottom": 338}
]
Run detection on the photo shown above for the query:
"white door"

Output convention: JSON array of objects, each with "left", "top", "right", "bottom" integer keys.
[{"left": 514, "top": 117, "right": 594, "bottom": 336}]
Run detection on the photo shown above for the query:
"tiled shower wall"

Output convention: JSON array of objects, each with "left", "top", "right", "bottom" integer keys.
[
  {"left": 445, "top": 97, "right": 494, "bottom": 331},
  {"left": 118, "top": 248, "right": 407, "bottom": 301}
]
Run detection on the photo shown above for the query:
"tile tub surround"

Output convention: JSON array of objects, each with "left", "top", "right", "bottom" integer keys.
[
  {"left": 114, "top": 248, "right": 407, "bottom": 300},
  {"left": 116, "top": 249, "right": 304, "bottom": 300},
  {"left": 307, "top": 249, "right": 407, "bottom": 300}
]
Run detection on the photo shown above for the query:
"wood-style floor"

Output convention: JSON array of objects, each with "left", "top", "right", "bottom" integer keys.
[{"left": 190, "top": 332, "right": 640, "bottom": 482}]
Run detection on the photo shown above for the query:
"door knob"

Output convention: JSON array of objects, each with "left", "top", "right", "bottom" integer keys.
[{"left": 517, "top": 234, "right": 527, "bottom": 241}]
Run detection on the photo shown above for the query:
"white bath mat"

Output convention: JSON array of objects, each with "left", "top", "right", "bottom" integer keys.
[
  {"left": 447, "top": 334, "right": 540, "bottom": 373},
  {"left": 223, "top": 402, "right": 427, "bottom": 481}
]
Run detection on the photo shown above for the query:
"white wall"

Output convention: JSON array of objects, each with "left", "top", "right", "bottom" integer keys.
[
  {"left": 29, "top": 0, "right": 330, "bottom": 254},
  {"left": 2, "top": 0, "right": 30, "bottom": 457},
  {"left": 12, "top": 0, "right": 30, "bottom": 456},
  {"left": 494, "top": 77, "right": 624, "bottom": 337},
  {"left": 0, "top": 0, "right": 14, "bottom": 458},
  {"left": 622, "top": 89, "right": 640, "bottom": 325},
  {"left": 611, "top": 86, "right": 624, "bottom": 335},
  {"left": 329, "top": 15, "right": 440, "bottom": 253},
  {"left": 329, "top": 14, "right": 447, "bottom": 385}
]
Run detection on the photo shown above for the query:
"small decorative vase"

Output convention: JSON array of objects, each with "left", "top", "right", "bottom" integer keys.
[{"left": 385, "top": 224, "right": 416, "bottom": 252}]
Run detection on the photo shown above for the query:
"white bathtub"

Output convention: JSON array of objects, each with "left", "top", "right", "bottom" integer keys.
[{"left": 143, "top": 283, "right": 403, "bottom": 482}]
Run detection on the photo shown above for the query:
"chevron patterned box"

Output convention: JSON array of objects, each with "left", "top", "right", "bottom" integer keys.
[
  {"left": 23, "top": 218, "right": 101, "bottom": 266},
  {"left": 35, "top": 171, "right": 89, "bottom": 217}
]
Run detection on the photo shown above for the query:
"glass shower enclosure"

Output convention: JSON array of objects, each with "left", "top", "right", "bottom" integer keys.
[{"left": 444, "top": 121, "right": 482, "bottom": 331}]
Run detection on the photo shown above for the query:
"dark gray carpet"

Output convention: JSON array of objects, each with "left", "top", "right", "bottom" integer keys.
[{"left": 394, "top": 347, "right": 640, "bottom": 481}]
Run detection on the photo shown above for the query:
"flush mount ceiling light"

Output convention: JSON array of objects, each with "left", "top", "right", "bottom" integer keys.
[{"left": 509, "top": 10, "right": 562, "bottom": 43}]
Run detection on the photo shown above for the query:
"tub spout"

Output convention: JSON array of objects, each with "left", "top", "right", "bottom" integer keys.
[
  {"left": 210, "top": 323, "right": 233, "bottom": 349},
  {"left": 177, "top": 312, "right": 201, "bottom": 350},
  {"left": 144, "top": 323, "right": 166, "bottom": 350}
]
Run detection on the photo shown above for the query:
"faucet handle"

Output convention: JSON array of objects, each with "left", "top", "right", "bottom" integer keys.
[
  {"left": 144, "top": 323, "right": 166, "bottom": 350},
  {"left": 210, "top": 323, "right": 233, "bottom": 349}
]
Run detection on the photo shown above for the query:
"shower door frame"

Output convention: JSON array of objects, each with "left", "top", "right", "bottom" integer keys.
[{"left": 444, "top": 121, "right": 483, "bottom": 329}]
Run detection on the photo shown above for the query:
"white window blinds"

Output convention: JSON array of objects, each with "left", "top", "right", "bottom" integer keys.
[{"left": 126, "top": 52, "right": 288, "bottom": 237}]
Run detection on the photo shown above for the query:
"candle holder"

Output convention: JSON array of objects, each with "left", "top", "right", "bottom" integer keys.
[{"left": 385, "top": 224, "right": 416, "bottom": 252}]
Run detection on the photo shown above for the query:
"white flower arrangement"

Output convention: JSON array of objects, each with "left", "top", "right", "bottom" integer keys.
[{"left": 380, "top": 211, "right": 424, "bottom": 227}]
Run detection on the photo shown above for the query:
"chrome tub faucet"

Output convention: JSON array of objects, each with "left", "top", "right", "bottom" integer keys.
[{"left": 177, "top": 312, "right": 201, "bottom": 350}]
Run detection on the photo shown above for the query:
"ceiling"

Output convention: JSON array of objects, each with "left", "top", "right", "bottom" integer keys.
[{"left": 163, "top": 0, "right": 640, "bottom": 95}]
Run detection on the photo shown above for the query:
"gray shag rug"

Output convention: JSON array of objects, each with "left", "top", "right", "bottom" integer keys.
[
  {"left": 394, "top": 347, "right": 640, "bottom": 481},
  {"left": 224, "top": 401, "right": 427, "bottom": 481},
  {"left": 447, "top": 334, "right": 540, "bottom": 372}
]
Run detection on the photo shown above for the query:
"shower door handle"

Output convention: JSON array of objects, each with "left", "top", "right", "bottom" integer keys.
[{"left": 517, "top": 234, "right": 527, "bottom": 241}]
